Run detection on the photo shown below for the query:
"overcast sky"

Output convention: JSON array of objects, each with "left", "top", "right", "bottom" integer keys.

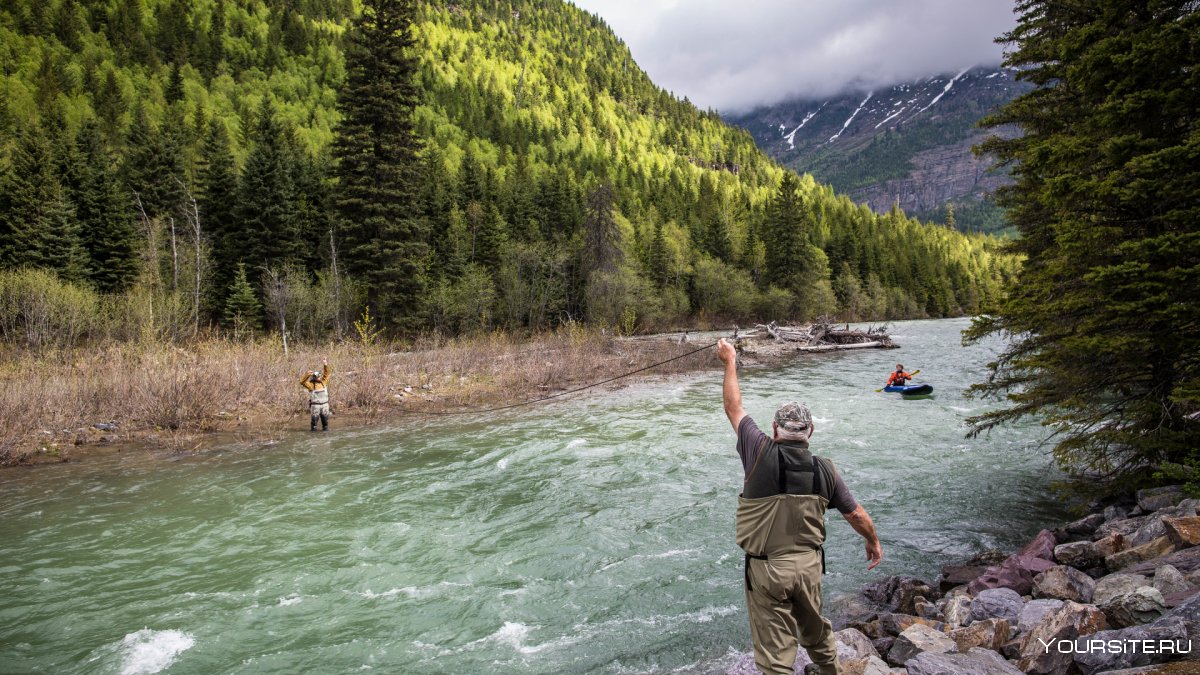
[{"left": 570, "top": 0, "right": 1018, "bottom": 113}]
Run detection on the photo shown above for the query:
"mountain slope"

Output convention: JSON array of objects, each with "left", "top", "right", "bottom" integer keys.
[
  {"left": 0, "top": 0, "right": 1015, "bottom": 338},
  {"left": 727, "top": 67, "right": 1033, "bottom": 233}
]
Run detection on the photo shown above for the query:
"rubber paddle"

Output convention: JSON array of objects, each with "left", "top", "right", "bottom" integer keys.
[{"left": 875, "top": 369, "right": 920, "bottom": 392}]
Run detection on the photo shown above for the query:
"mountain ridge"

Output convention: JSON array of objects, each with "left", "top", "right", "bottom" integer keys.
[{"left": 727, "top": 65, "right": 1033, "bottom": 233}]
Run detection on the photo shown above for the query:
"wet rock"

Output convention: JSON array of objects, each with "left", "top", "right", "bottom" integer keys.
[
  {"left": 861, "top": 575, "right": 936, "bottom": 615},
  {"left": 948, "top": 617, "right": 1010, "bottom": 652},
  {"left": 839, "top": 654, "right": 892, "bottom": 675},
  {"left": 971, "top": 588, "right": 1026, "bottom": 625},
  {"left": 939, "top": 550, "right": 1006, "bottom": 593},
  {"left": 1072, "top": 616, "right": 1190, "bottom": 674},
  {"left": 1127, "top": 545, "right": 1200, "bottom": 576},
  {"left": 888, "top": 623, "right": 955, "bottom": 666},
  {"left": 1101, "top": 587, "right": 1167, "bottom": 628},
  {"left": 905, "top": 647, "right": 1024, "bottom": 675},
  {"left": 907, "top": 648, "right": 1022, "bottom": 672},
  {"left": 1104, "top": 505, "right": 1131, "bottom": 523},
  {"left": 941, "top": 594, "right": 973, "bottom": 628},
  {"left": 1105, "top": 536, "right": 1175, "bottom": 572},
  {"left": 1023, "top": 529, "right": 1060, "bottom": 561},
  {"left": 879, "top": 613, "right": 945, "bottom": 636},
  {"left": 1094, "top": 532, "right": 1126, "bottom": 558},
  {"left": 1065, "top": 513, "right": 1106, "bottom": 537},
  {"left": 1018, "top": 599, "right": 1064, "bottom": 635},
  {"left": 1033, "top": 565, "right": 1097, "bottom": 603},
  {"left": 1163, "top": 515, "right": 1200, "bottom": 548},
  {"left": 835, "top": 628, "right": 879, "bottom": 660},
  {"left": 829, "top": 592, "right": 883, "bottom": 630},
  {"left": 1054, "top": 540, "right": 1102, "bottom": 569},
  {"left": 1136, "top": 485, "right": 1184, "bottom": 513},
  {"left": 1162, "top": 587, "right": 1200, "bottom": 608},
  {"left": 914, "top": 595, "right": 941, "bottom": 621},
  {"left": 1016, "top": 600, "right": 1107, "bottom": 675},
  {"left": 1127, "top": 516, "right": 1171, "bottom": 548},
  {"left": 1093, "top": 573, "right": 1152, "bottom": 606},
  {"left": 968, "top": 554, "right": 1057, "bottom": 596},
  {"left": 92, "top": 421, "right": 118, "bottom": 431},
  {"left": 1153, "top": 564, "right": 1192, "bottom": 598}
]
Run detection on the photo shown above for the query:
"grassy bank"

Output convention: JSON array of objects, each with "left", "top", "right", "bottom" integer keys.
[{"left": 0, "top": 328, "right": 717, "bottom": 467}]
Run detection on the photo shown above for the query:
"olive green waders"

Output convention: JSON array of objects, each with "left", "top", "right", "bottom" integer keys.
[{"left": 737, "top": 443, "right": 839, "bottom": 675}]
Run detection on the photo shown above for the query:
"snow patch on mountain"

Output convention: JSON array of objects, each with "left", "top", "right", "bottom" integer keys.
[{"left": 828, "top": 92, "right": 872, "bottom": 143}]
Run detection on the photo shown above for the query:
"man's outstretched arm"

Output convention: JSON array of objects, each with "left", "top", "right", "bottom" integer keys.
[
  {"left": 716, "top": 338, "right": 745, "bottom": 431},
  {"left": 843, "top": 505, "right": 883, "bottom": 570}
]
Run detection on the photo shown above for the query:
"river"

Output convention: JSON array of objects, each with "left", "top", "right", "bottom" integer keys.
[{"left": 0, "top": 318, "right": 1069, "bottom": 674}]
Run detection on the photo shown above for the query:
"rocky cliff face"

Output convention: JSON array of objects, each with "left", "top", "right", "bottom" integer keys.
[{"left": 726, "top": 67, "right": 1032, "bottom": 233}]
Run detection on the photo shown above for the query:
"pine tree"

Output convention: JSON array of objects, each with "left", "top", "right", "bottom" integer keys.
[
  {"left": 0, "top": 126, "right": 88, "bottom": 282},
  {"left": 75, "top": 121, "right": 140, "bottom": 293},
  {"left": 234, "top": 99, "right": 300, "bottom": 281},
  {"left": 331, "top": 0, "right": 427, "bottom": 332},
  {"left": 122, "top": 104, "right": 185, "bottom": 222},
  {"left": 196, "top": 119, "right": 239, "bottom": 311},
  {"left": 223, "top": 263, "right": 261, "bottom": 335},
  {"left": 966, "top": 0, "right": 1200, "bottom": 491}
]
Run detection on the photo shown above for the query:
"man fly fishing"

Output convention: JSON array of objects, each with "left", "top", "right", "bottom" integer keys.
[
  {"left": 717, "top": 338, "right": 882, "bottom": 675},
  {"left": 301, "top": 357, "right": 332, "bottom": 431}
]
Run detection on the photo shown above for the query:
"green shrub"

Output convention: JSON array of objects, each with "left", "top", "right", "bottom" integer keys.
[{"left": 0, "top": 268, "right": 101, "bottom": 349}]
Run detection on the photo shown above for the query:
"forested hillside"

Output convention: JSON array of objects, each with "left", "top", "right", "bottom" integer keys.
[{"left": 0, "top": 0, "right": 1015, "bottom": 345}]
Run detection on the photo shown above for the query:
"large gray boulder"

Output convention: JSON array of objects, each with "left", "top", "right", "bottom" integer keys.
[
  {"left": 838, "top": 654, "right": 892, "bottom": 675},
  {"left": 834, "top": 627, "right": 879, "bottom": 661},
  {"left": 1153, "top": 563, "right": 1192, "bottom": 598},
  {"left": 1135, "top": 485, "right": 1184, "bottom": 512},
  {"left": 1100, "top": 586, "right": 1167, "bottom": 628},
  {"left": 888, "top": 623, "right": 956, "bottom": 667},
  {"left": 1053, "top": 540, "right": 1102, "bottom": 569},
  {"left": 1092, "top": 573, "right": 1152, "bottom": 606},
  {"left": 971, "top": 588, "right": 1025, "bottom": 625},
  {"left": 1016, "top": 600, "right": 1108, "bottom": 675},
  {"left": 948, "top": 617, "right": 1010, "bottom": 652},
  {"left": 905, "top": 647, "right": 1023, "bottom": 675},
  {"left": 1072, "top": 616, "right": 1189, "bottom": 674},
  {"left": 941, "top": 594, "right": 973, "bottom": 628},
  {"left": 1017, "top": 599, "right": 1064, "bottom": 635},
  {"left": 1033, "top": 565, "right": 1097, "bottom": 603}
]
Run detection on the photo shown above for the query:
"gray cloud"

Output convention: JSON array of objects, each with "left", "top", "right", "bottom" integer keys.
[{"left": 572, "top": 0, "right": 1017, "bottom": 113}]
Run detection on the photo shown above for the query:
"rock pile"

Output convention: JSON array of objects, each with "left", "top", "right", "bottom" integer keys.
[{"left": 728, "top": 485, "right": 1200, "bottom": 674}]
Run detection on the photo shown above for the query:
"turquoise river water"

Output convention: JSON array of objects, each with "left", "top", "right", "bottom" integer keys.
[{"left": 0, "top": 318, "right": 1070, "bottom": 674}]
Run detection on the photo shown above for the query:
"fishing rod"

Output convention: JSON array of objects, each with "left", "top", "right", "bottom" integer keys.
[{"left": 399, "top": 338, "right": 725, "bottom": 417}]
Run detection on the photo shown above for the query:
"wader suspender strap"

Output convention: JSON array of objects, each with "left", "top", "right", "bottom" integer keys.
[{"left": 745, "top": 450, "right": 827, "bottom": 591}]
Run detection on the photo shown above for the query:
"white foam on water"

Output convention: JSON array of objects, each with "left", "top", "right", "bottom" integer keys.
[
  {"left": 949, "top": 406, "right": 974, "bottom": 413},
  {"left": 475, "top": 621, "right": 578, "bottom": 655},
  {"left": 497, "top": 457, "right": 509, "bottom": 469},
  {"left": 278, "top": 595, "right": 302, "bottom": 606},
  {"left": 566, "top": 438, "right": 587, "bottom": 448},
  {"left": 117, "top": 629, "right": 195, "bottom": 675}
]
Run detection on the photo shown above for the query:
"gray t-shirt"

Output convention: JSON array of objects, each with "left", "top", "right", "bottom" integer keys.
[{"left": 736, "top": 416, "right": 859, "bottom": 515}]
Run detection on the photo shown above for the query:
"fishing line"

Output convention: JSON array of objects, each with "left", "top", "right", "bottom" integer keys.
[{"left": 397, "top": 338, "right": 723, "bottom": 417}]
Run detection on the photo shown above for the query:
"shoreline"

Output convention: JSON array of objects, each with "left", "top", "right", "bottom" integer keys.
[
  {"left": 2, "top": 329, "right": 738, "bottom": 470},
  {"left": 725, "top": 486, "right": 1200, "bottom": 674}
]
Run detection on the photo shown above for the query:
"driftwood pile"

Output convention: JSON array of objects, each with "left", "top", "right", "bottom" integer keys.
[{"left": 746, "top": 321, "right": 897, "bottom": 352}]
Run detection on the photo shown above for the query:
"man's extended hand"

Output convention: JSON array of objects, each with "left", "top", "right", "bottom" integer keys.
[
  {"left": 323, "top": 356, "right": 328, "bottom": 366},
  {"left": 865, "top": 539, "right": 883, "bottom": 570},
  {"left": 717, "top": 338, "right": 737, "bottom": 365}
]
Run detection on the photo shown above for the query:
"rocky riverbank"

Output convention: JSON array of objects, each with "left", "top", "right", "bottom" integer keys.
[{"left": 728, "top": 485, "right": 1200, "bottom": 674}]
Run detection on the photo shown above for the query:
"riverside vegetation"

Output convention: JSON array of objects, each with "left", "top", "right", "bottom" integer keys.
[{"left": 0, "top": 0, "right": 1014, "bottom": 463}]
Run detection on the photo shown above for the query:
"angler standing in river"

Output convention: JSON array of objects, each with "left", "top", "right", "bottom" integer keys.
[
  {"left": 301, "top": 357, "right": 332, "bottom": 431},
  {"left": 716, "top": 338, "right": 883, "bottom": 675}
]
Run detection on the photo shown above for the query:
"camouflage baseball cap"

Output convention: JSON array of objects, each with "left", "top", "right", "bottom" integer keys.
[{"left": 775, "top": 402, "right": 812, "bottom": 433}]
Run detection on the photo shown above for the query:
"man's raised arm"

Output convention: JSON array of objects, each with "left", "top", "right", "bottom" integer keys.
[{"left": 716, "top": 338, "right": 746, "bottom": 432}]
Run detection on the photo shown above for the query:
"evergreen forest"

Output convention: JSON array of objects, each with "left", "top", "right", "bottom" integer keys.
[{"left": 0, "top": 0, "right": 1016, "bottom": 345}]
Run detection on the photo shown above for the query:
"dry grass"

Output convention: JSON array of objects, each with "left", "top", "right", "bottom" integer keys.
[{"left": 0, "top": 328, "right": 717, "bottom": 466}]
